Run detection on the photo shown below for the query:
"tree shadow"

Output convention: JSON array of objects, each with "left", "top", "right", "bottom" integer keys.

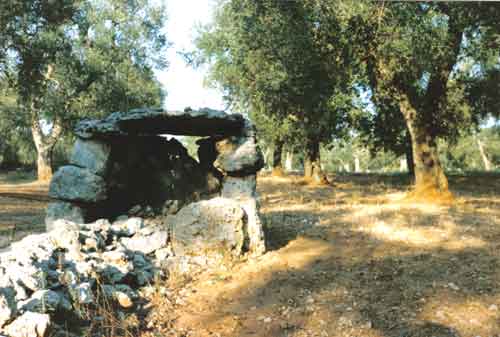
[
  {"left": 174, "top": 174, "right": 500, "bottom": 336},
  {"left": 184, "top": 238, "right": 500, "bottom": 336}
]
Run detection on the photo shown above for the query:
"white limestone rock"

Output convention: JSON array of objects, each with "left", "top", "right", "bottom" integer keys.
[
  {"left": 120, "top": 230, "right": 168, "bottom": 255},
  {"left": 169, "top": 197, "right": 246, "bottom": 258},
  {"left": 4, "top": 311, "right": 51, "bottom": 337}
]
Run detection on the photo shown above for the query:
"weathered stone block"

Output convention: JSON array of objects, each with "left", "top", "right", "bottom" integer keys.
[
  {"left": 221, "top": 175, "right": 265, "bottom": 255},
  {"left": 214, "top": 136, "right": 264, "bottom": 175},
  {"left": 45, "top": 201, "right": 85, "bottom": 231},
  {"left": 239, "top": 198, "right": 266, "bottom": 256},
  {"left": 49, "top": 166, "right": 107, "bottom": 203},
  {"left": 70, "top": 139, "right": 111, "bottom": 176},
  {"left": 221, "top": 175, "right": 257, "bottom": 200},
  {"left": 170, "top": 198, "right": 246, "bottom": 257}
]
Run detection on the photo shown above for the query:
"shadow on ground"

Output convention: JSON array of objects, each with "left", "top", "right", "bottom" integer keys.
[{"left": 169, "top": 173, "right": 500, "bottom": 337}]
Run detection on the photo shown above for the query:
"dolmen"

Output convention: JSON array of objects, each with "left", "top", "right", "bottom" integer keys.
[
  {"left": 47, "top": 107, "right": 266, "bottom": 258},
  {"left": 0, "top": 108, "right": 266, "bottom": 336}
]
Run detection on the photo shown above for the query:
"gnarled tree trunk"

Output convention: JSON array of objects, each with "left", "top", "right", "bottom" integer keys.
[
  {"left": 272, "top": 140, "right": 284, "bottom": 176},
  {"left": 31, "top": 116, "right": 63, "bottom": 182},
  {"left": 304, "top": 138, "right": 328, "bottom": 184},
  {"left": 399, "top": 98, "right": 449, "bottom": 198}
]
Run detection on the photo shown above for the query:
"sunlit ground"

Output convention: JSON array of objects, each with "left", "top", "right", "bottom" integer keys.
[
  {"left": 0, "top": 170, "right": 49, "bottom": 249},
  {"left": 1, "top": 170, "right": 499, "bottom": 336},
  {"left": 159, "top": 173, "right": 500, "bottom": 337}
]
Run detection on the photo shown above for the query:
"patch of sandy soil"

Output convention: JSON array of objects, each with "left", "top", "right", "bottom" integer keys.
[
  {"left": 0, "top": 171, "right": 49, "bottom": 249},
  {"left": 147, "top": 173, "right": 500, "bottom": 337}
]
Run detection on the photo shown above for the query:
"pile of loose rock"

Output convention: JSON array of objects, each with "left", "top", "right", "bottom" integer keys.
[{"left": 0, "top": 210, "right": 235, "bottom": 337}]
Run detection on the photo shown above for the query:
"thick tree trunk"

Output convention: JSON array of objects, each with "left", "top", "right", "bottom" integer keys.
[
  {"left": 272, "top": 140, "right": 284, "bottom": 176},
  {"left": 31, "top": 116, "right": 63, "bottom": 182},
  {"left": 36, "top": 146, "right": 53, "bottom": 182},
  {"left": 400, "top": 99, "right": 449, "bottom": 198},
  {"left": 476, "top": 137, "right": 492, "bottom": 171},
  {"left": 304, "top": 138, "right": 328, "bottom": 184}
]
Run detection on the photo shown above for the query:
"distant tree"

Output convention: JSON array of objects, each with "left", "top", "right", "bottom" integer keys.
[
  {"left": 0, "top": 80, "right": 35, "bottom": 167},
  {"left": 193, "top": 0, "right": 356, "bottom": 183},
  {"left": 0, "top": 0, "right": 168, "bottom": 180},
  {"left": 441, "top": 126, "right": 500, "bottom": 172}
]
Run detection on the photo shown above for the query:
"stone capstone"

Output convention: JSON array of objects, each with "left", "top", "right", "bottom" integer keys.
[
  {"left": 49, "top": 166, "right": 107, "bottom": 203},
  {"left": 75, "top": 108, "right": 245, "bottom": 138},
  {"left": 170, "top": 198, "right": 246, "bottom": 257}
]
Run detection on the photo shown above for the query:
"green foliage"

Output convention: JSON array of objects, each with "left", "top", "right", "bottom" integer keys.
[
  {"left": 321, "top": 135, "right": 399, "bottom": 173},
  {"left": 0, "top": 0, "right": 168, "bottom": 168},
  {"left": 179, "top": 136, "right": 201, "bottom": 161},
  {"left": 320, "top": 125, "right": 500, "bottom": 174},
  {"left": 347, "top": 2, "right": 500, "bottom": 171},
  {"left": 193, "top": 0, "right": 357, "bottom": 150},
  {"left": 440, "top": 126, "right": 500, "bottom": 172},
  {"left": 0, "top": 82, "right": 36, "bottom": 167}
]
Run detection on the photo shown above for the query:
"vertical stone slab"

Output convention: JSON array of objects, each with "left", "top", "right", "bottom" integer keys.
[
  {"left": 221, "top": 175, "right": 265, "bottom": 255},
  {"left": 70, "top": 139, "right": 111, "bottom": 176}
]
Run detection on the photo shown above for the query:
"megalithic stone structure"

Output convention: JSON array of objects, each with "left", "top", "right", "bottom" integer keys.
[{"left": 46, "top": 108, "right": 266, "bottom": 256}]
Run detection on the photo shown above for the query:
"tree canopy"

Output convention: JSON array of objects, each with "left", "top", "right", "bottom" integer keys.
[
  {"left": 195, "top": 0, "right": 499, "bottom": 194},
  {"left": 194, "top": 0, "right": 360, "bottom": 183},
  {"left": 0, "top": 0, "right": 168, "bottom": 179}
]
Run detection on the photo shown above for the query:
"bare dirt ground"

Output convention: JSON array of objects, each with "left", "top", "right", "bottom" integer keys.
[
  {"left": 0, "top": 170, "right": 49, "bottom": 249},
  {"left": 156, "top": 173, "right": 500, "bottom": 337},
  {"left": 1, "top": 171, "right": 500, "bottom": 337}
]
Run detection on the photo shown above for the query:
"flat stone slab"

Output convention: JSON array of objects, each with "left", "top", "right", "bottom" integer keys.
[{"left": 75, "top": 108, "right": 245, "bottom": 138}]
